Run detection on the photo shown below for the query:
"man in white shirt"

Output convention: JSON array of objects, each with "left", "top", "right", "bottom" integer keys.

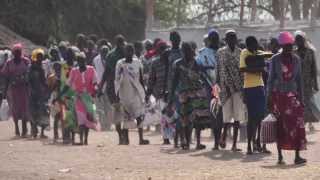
[{"left": 93, "top": 45, "right": 111, "bottom": 130}]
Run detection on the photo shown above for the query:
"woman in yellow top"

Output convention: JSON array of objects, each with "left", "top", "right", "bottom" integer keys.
[{"left": 240, "top": 36, "right": 268, "bottom": 155}]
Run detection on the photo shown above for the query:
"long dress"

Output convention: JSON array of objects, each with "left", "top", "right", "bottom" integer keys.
[
  {"left": 29, "top": 64, "right": 50, "bottom": 127},
  {"left": 115, "top": 58, "right": 145, "bottom": 128},
  {"left": 295, "top": 48, "right": 319, "bottom": 122},
  {"left": 171, "top": 59, "right": 212, "bottom": 129},
  {"left": 271, "top": 56, "right": 307, "bottom": 150},
  {"left": 68, "top": 66, "right": 98, "bottom": 130},
  {"left": 1, "top": 58, "right": 30, "bottom": 121}
]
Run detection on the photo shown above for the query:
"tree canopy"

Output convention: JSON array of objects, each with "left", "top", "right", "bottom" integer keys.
[{"left": 0, "top": 0, "right": 146, "bottom": 45}]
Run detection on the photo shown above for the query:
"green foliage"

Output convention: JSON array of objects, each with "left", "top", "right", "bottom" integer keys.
[
  {"left": 0, "top": 0, "right": 146, "bottom": 45},
  {"left": 154, "top": 0, "right": 190, "bottom": 27}
]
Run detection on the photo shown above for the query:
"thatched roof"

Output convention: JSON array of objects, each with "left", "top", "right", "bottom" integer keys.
[{"left": 0, "top": 24, "right": 43, "bottom": 55}]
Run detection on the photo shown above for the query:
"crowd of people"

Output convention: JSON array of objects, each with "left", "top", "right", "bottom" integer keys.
[{"left": 0, "top": 29, "right": 318, "bottom": 165}]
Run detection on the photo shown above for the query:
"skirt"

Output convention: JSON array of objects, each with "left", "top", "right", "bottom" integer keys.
[{"left": 272, "top": 91, "right": 307, "bottom": 150}]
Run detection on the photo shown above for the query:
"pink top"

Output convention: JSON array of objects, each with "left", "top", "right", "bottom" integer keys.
[{"left": 68, "top": 65, "right": 98, "bottom": 96}]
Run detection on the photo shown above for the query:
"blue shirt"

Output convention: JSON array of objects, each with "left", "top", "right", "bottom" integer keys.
[{"left": 196, "top": 47, "right": 217, "bottom": 84}]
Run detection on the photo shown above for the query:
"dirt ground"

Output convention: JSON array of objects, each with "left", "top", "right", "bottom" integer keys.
[{"left": 0, "top": 120, "right": 319, "bottom": 180}]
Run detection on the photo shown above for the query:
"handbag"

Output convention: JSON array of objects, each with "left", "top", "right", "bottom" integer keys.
[{"left": 260, "top": 114, "right": 277, "bottom": 144}]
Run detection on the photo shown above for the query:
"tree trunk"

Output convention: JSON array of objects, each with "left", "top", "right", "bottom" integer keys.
[
  {"left": 272, "top": 0, "right": 281, "bottom": 20},
  {"left": 318, "top": 0, "right": 320, "bottom": 18},
  {"left": 303, "top": 0, "right": 312, "bottom": 19},
  {"left": 145, "top": 0, "right": 154, "bottom": 31},
  {"left": 250, "top": 0, "right": 257, "bottom": 21},
  {"left": 239, "top": 0, "right": 245, "bottom": 26},
  {"left": 207, "top": 0, "right": 214, "bottom": 26},
  {"left": 280, "top": 0, "right": 286, "bottom": 28},
  {"left": 176, "top": 0, "right": 182, "bottom": 28},
  {"left": 310, "top": 0, "right": 319, "bottom": 27},
  {"left": 289, "top": 0, "right": 301, "bottom": 20}
]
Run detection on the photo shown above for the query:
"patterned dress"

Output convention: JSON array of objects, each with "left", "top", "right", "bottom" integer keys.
[
  {"left": 1, "top": 58, "right": 31, "bottom": 121},
  {"left": 295, "top": 48, "right": 319, "bottom": 122},
  {"left": 272, "top": 56, "right": 307, "bottom": 150},
  {"left": 29, "top": 64, "right": 50, "bottom": 128},
  {"left": 216, "top": 46, "right": 243, "bottom": 105},
  {"left": 68, "top": 66, "right": 98, "bottom": 130},
  {"left": 171, "top": 59, "right": 212, "bottom": 129}
]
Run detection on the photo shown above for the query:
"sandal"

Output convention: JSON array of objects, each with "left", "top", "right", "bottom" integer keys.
[
  {"left": 196, "top": 144, "right": 206, "bottom": 150},
  {"left": 277, "top": 156, "right": 285, "bottom": 165},
  {"left": 40, "top": 135, "right": 48, "bottom": 139},
  {"left": 212, "top": 145, "right": 219, "bottom": 151},
  {"left": 277, "top": 160, "right": 286, "bottom": 165},
  {"left": 139, "top": 139, "right": 150, "bottom": 145},
  {"left": 231, "top": 147, "right": 242, "bottom": 152},
  {"left": 295, "top": 158, "right": 307, "bottom": 165},
  {"left": 219, "top": 141, "right": 226, "bottom": 149},
  {"left": 261, "top": 149, "right": 272, "bottom": 154},
  {"left": 181, "top": 144, "right": 190, "bottom": 150}
]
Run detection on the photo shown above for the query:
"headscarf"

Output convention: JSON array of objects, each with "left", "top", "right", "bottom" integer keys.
[
  {"left": 225, "top": 29, "right": 236, "bottom": 36},
  {"left": 12, "top": 43, "right": 23, "bottom": 51},
  {"left": 208, "top": 28, "right": 219, "bottom": 37},
  {"left": 155, "top": 40, "right": 168, "bottom": 54},
  {"left": 31, "top": 48, "right": 45, "bottom": 62},
  {"left": 294, "top": 30, "right": 316, "bottom": 51},
  {"left": 294, "top": 30, "right": 306, "bottom": 39},
  {"left": 278, "top": 31, "right": 294, "bottom": 45},
  {"left": 76, "top": 51, "right": 86, "bottom": 59}
]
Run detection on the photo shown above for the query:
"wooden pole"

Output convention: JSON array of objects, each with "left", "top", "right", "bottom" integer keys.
[
  {"left": 250, "top": 0, "right": 257, "bottom": 22},
  {"left": 207, "top": 0, "right": 213, "bottom": 26},
  {"left": 310, "top": 0, "right": 319, "bottom": 27},
  {"left": 240, "top": 0, "right": 245, "bottom": 26},
  {"left": 176, "top": 0, "right": 182, "bottom": 28},
  {"left": 146, "top": 0, "right": 154, "bottom": 31},
  {"left": 279, "top": 0, "right": 286, "bottom": 29}
]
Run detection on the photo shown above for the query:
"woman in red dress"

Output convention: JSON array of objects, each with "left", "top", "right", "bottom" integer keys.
[{"left": 267, "top": 32, "right": 307, "bottom": 165}]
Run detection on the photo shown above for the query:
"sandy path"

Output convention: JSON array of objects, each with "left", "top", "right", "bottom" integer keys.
[{"left": 0, "top": 120, "right": 319, "bottom": 180}]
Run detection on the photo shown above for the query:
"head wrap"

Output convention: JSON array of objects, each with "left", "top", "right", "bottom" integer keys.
[
  {"left": 294, "top": 30, "right": 306, "bottom": 38},
  {"left": 12, "top": 43, "right": 23, "bottom": 51},
  {"left": 225, "top": 29, "right": 236, "bottom": 36},
  {"left": 208, "top": 29, "right": 219, "bottom": 37},
  {"left": 100, "top": 45, "right": 109, "bottom": 51},
  {"left": 58, "top": 41, "right": 69, "bottom": 48},
  {"left": 278, "top": 31, "right": 294, "bottom": 45},
  {"left": 76, "top": 51, "right": 86, "bottom": 59},
  {"left": 155, "top": 40, "right": 168, "bottom": 51},
  {"left": 31, "top": 48, "right": 45, "bottom": 62},
  {"left": 70, "top": 46, "right": 80, "bottom": 54},
  {"left": 49, "top": 46, "right": 59, "bottom": 55}
]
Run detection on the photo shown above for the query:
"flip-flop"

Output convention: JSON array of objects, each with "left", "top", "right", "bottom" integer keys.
[
  {"left": 219, "top": 141, "right": 226, "bottom": 149},
  {"left": 262, "top": 149, "right": 272, "bottom": 154},
  {"left": 277, "top": 160, "right": 286, "bottom": 165},
  {"left": 295, "top": 158, "right": 307, "bottom": 165},
  {"left": 232, "top": 147, "right": 242, "bottom": 152},
  {"left": 139, "top": 140, "right": 150, "bottom": 145},
  {"left": 196, "top": 144, "right": 206, "bottom": 150}
]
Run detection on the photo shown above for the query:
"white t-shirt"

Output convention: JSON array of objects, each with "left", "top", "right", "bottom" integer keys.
[{"left": 93, "top": 54, "right": 106, "bottom": 83}]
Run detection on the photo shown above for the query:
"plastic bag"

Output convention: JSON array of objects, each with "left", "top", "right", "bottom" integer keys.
[
  {"left": 143, "top": 96, "right": 162, "bottom": 126},
  {"left": 260, "top": 114, "right": 277, "bottom": 144},
  {"left": 0, "top": 100, "right": 10, "bottom": 121},
  {"left": 310, "top": 93, "right": 320, "bottom": 120}
]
